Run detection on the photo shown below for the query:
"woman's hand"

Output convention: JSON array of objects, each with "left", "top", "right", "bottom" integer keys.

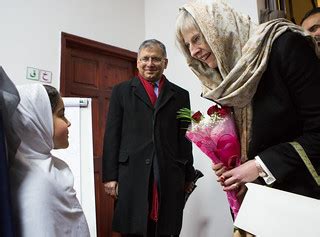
[
  {"left": 220, "top": 160, "right": 259, "bottom": 191},
  {"left": 212, "top": 162, "right": 227, "bottom": 183}
]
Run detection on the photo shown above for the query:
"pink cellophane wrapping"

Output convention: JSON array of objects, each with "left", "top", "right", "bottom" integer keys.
[{"left": 186, "top": 112, "right": 241, "bottom": 218}]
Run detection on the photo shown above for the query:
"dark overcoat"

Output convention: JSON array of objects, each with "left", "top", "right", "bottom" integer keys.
[
  {"left": 248, "top": 31, "right": 320, "bottom": 198},
  {"left": 102, "top": 76, "right": 195, "bottom": 235}
]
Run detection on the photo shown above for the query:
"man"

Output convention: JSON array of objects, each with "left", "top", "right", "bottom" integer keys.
[
  {"left": 301, "top": 7, "right": 320, "bottom": 46},
  {"left": 102, "top": 39, "right": 195, "bottom": 237}
]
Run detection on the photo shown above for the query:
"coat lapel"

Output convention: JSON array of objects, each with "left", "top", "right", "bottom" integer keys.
[
  {"left": 131, "top": 77, "right": 154, "bottom": 109},
  {"left": 155, "top": 78, "right": 175, "bottom": 113}
]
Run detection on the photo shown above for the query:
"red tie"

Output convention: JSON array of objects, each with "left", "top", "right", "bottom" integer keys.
[{"left": 149, "top": 82, "right": 157, "bottom": 106}]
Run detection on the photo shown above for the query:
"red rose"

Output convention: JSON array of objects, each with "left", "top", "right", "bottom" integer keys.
[
  {"left": 207, "top": 105, "right": 230, "bottom": 117},
  {"left": 192, "top": 111, "right": 203, "bottom": 122},
  {"left": 207, "top": 105, "right": 220, "bottom": 116},
  {"left": 218, "top": 107, "right": 230, "bottom": 117}
]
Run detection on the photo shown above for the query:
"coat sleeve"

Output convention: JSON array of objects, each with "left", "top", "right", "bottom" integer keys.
[
  {"left": 102, "top": 85, "right": 123, "bottom": 182},
  {"left": 179, "top": 91, "right": 196, "bottom": 182},
  {"left": 258, "top": 32, "right": 320, "bottom": 182}
]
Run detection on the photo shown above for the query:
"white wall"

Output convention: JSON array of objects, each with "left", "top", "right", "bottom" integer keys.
[
  {"left": 0, "top": 0, "right": 145, "bottom": 88},
  {"left": 145, "top": 1, "right": 261, "bottom": 236}
]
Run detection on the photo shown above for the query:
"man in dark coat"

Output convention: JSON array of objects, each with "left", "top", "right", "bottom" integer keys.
[{"left": 102, "top": 39, "right": 196, "bottom": 237}]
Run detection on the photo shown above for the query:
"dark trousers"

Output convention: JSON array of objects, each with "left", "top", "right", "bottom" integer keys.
[{"left": 123, "top": 164, "right": 179, "bottom": 237}]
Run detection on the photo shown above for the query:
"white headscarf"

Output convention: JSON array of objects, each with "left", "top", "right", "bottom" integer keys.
[
  {"left": 10, "top": 84, "right": 90, "bottom": 237},
  {"left": 12, "top": 84, "right": 53, "bottom": 166}
]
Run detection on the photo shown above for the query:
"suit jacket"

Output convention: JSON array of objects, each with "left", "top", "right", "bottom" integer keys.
[
  {"left": 102, "top": 76, "right": 195, "bottom": 235},
  {"left": 249, "top": 31, "right": 320, "bottom": 198}
]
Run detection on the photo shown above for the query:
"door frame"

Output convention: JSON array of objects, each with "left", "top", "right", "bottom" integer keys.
[{"left": 60, "top": 32, "right": 137, "bottom": 95}]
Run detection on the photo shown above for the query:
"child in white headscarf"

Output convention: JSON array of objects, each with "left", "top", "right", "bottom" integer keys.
[{"left": 9, "top": 84, "right": 90, "bottom": 237}]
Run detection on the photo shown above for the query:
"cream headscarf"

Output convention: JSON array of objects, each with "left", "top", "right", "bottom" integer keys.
[{"left": 177, "top": 0, "right": 318, "bottom": 160}]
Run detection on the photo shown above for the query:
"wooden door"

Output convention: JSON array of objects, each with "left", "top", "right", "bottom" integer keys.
[{"left": 60, "top": 32, "right": 137, "bottom": 237}]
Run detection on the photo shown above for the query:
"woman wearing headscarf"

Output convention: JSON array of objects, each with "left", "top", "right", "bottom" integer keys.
[
  {"left": 175, "top": 0, "right": 320, "bottom": 235},
  {"left": 9, "top": 84, "right": 90, "bottom": 237}
]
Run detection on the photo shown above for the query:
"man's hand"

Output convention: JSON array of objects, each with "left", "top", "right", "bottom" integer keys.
[
  {"left": 104, "top": 181, "right": 118, "bottom": 199},
  {"left": 184, "top": 181, "right": 195, "bottom": 193}
]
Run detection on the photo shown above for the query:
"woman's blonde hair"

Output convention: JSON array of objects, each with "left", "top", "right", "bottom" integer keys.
[
  {"left": 175, "top": 8, "right": 214, "bottom": 76},
  {"left": 175, "top": 8, "right": 201, "bottom": 56}
]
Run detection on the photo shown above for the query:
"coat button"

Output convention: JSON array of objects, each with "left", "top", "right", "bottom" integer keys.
[{"left": 145, "top": 159, "right": 151, "bottom": 165}]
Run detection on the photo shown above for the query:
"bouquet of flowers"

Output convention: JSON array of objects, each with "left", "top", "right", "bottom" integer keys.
[{"left": 177, "top": 104, "right": 241, "bottom": 218}]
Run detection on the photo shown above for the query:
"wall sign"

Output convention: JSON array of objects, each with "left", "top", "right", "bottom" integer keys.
[{"left": 26, "top": 67, "right": 52, "bottom": 83}]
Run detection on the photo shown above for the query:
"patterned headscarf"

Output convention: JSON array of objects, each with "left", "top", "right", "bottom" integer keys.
[{"left": 176, "top": 0, "right": 318, "bottom": 160}]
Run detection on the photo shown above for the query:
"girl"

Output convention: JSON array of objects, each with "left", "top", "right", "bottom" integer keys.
[{"left": 10, "top": 84, "right": 90, "bottom": 236}]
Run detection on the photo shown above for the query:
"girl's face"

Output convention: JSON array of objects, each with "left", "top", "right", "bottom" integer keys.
[
  {"left": 182, "top": 26, "right": 218, "bottom": 69},
  {"left": 53, "top": 97, "right": 71, "bottom": 149}
]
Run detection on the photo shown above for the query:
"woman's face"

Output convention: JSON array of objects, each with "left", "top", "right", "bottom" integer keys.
[
  {"left": 182, "top": 27, "right": 218, "bottom": 69},
  {"left": 52, "top": 97, "right": 71, "bottom": 149}
]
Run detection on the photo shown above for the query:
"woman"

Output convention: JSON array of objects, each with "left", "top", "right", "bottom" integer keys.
[
  {"left": 9, "top": 84, "right": 90, "bottom": 236},
  {"left": 175, "top": 0, "right": 320, "bottom": 232}
]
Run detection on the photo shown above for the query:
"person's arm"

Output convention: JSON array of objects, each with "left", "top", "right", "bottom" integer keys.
[
  {"left": 102, "top": 84, "right": 123, "bottom": 190},
  {"left": 222, "top": 32, "right": 320, "bottom": 190},
  {"left": 179, "top": 91, "right": 196, "bottom": 183},
  {"left": 257, "top": 32, "right": 320, "bottom": 182}
]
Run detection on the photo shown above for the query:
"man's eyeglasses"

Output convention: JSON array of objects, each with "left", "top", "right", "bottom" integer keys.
[{"left": 139, "top": 56, "right": 164, "bottom": 64}]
